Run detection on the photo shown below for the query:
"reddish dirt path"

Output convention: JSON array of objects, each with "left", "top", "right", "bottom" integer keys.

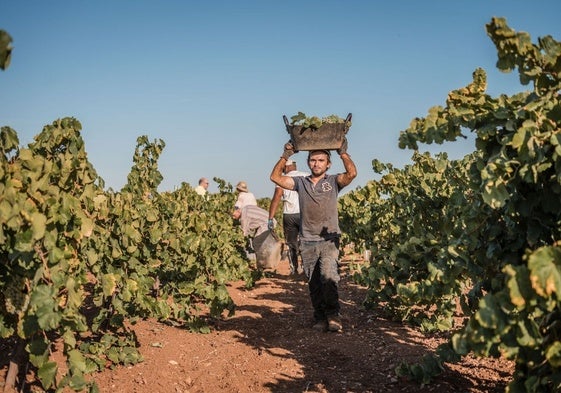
[{"left": 1, "top": 257, "right": 513, "bottom": 393}]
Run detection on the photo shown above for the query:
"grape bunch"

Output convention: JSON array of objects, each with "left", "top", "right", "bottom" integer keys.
[
  {"left": 322, "top": 114, "right": 351, "bottom": 126},
  {"left": 290, "top": 112, "right": 350, "bottom": 129},
  {"left": 2, "top": 276, "right": 30, "bottom": 315}
]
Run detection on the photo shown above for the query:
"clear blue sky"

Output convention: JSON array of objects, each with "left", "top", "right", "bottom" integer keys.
[{"left": 1, "top": 1, "right": 560, "bottom": 198}]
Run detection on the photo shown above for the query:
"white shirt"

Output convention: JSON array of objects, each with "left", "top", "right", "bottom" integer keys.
[
  {"left": 235, "top": 191, "right": 257, "bottom": 210},
  {"left": 239, "top": 205, "right": 273, "bottom": 238},
  {"left": 282, "top": 170, "right": 308, "bottom": 214}
]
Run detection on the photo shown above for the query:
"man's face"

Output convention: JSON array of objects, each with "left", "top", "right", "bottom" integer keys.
[
  {"left": 307, "top": 151, "right": 330, "bottom": 176},
  {"left": 232, "top": 208, "right": 241, "bottom": 220}
]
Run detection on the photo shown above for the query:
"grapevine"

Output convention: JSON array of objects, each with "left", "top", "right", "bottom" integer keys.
[
  {"left": 0, "top": 29, "right": 11, "bottom": 70},
  {"left": 340, "top": 151, "right": 475, "bottom": 332},
  {"left": 289, "top": 112, "right": 351, "bottom": 129},
  {"left": 0, "top": 122, "right": 254, "bottom": 392},
  {"left": 342, "top": 18, "right": 561, "bottom": 392},
  {"left": 2, "top": 16, "right": 560, "bottom": 393}
]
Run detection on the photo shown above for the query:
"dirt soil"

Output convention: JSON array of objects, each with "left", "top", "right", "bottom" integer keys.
[{"left": 1, "top": 256, "right": 514, "bottom": 393}]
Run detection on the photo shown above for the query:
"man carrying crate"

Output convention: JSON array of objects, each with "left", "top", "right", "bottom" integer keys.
[{"left": 270, "top": 137, "right": 357, "bottom": 332}]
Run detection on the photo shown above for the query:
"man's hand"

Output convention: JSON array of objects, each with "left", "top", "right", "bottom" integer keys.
[
  {"left": 267, "top": 219, "right": 275, "bottom": 232},
  {"left": 337, "top": 137, "right": 348, "bottom": 156},
  {"left": 282, "top": 141, "right": 295, "bottom": 159}
]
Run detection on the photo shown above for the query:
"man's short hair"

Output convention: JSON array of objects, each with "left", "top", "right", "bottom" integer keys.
[{"left": 307, "top": 149, "right": 331, "bottom": 161}]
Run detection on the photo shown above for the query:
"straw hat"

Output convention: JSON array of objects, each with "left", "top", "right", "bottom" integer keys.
[{"left": 236, "top": 181, "right": 248, "bottom": 192}]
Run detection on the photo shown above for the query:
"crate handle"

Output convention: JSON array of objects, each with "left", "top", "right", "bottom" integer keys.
[{"left": 283, "top": 115, "right": 290, "bottom": 128}]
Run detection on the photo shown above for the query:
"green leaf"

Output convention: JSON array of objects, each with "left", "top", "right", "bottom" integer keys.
[
  {"left": 69, "top": 372, "right": 88, "bottom": 390},
  {"left": 0, "top": 315, "right": 15, "bottom": 337},
  {"left": 106, "top": 347, "right": 120, "bottom": 363},
  {"left": 511, "top": 128, "right": 528, "bottom": 151},
  {"left": 146, "top": 209, "right": 159, "bottom": 222},
  {"left": 102, "top": 273, "right": 118, "bottom": 297},
  {"left": 31, "top": 285, "right": 61, "bottom": 330},
  {"left": 27, "top": 336, "right": 49, "bottom": 367},
  {"left": 31, "top": 211, "right": 47, "bottom": 240},
  {"left": 36, "top": 303, "right": 62, "bottom": 330},
  {"left": 0, "top": 30, "right": 13, "bottom": 70},
  {"left": 0, "top": 126, "right": 19, "bottom": 152},
  {"left": 528, "top": 246, "right": 561, "bottom": 299},
  {"left": 504, "top": 265, "right": 532, "bottom": 308},
  {"left": 546, "top": 341, "right": 561, "bottom": 367},
  {"left": 68, "top": 349, "right": 87, "bottom": 372},
  {"left": 482, "top": 180, "right": 510, "bottom": 208},
  {"left": 37, "top": 361, "right": 58, "bottom": 390},
  {"left": 80, "top": 216, "right": 94, "bottom": 238},
  {"left": 14, "top": 229, "right": 34, "bottom": 252},
  {"left": 516, "top": 319, "right": 538, "bottom": 347},
  {"left": 63, "top": 329, "right": 77, "bottom": 349},
  {"left": 49, "top": 246, "right": 65, "bottom": 263},
  {"left": 475, "top": 295, "right": 502, "bottom": 329}
]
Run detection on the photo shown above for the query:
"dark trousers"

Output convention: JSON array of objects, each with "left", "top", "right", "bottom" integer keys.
[
  {"left": 300, "top": 238, "right": 341, "bottom": 321},
  {"left": 283, "top": 213, "right": 301, "bottom": 273}
]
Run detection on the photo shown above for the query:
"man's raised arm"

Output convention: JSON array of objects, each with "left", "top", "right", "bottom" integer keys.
[
  {"left": 336, "top": 137, "right": 357, "bottom": 188},
  {"left": 270, "top": 142, "right": 296, "bottom": 190}
]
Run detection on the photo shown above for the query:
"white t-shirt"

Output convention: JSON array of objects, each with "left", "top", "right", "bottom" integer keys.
[
  {"left": 282, "top": 170, "right": 308, "bottom": 214},
  {"left": 235, "top": 191, "right": 257, "bottom": 210}
]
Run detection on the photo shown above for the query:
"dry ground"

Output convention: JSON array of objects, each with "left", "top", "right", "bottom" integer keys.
[{"left": 1, "top": 256, "right": 513, "bottom": 393}]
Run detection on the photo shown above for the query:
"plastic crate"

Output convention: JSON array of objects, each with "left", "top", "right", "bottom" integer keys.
[{"left": 283, "top": 113, "right": 352, "bottom": 151}]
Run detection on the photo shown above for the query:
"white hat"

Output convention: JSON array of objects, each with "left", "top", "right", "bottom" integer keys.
[{"left": 236, "top": 181, "right": 248, "bottom": 192}]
